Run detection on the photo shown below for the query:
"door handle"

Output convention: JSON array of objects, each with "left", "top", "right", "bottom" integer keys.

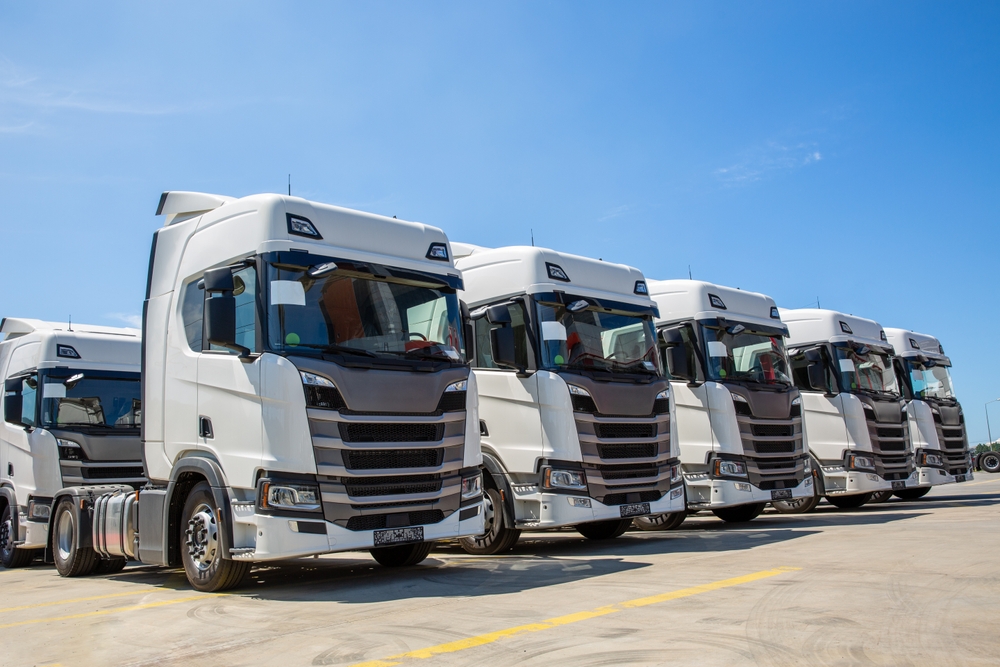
[{"left": 199, "top": 416, "right": 214, "bottom": 439}]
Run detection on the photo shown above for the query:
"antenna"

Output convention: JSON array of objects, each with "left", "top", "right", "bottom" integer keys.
[
  {"left": 531, "top": 229, "right": 534, "bottom": 247},
  {"left": 68, "top": 315, "right": 72, "bottom": 332},
  {"left": 817, "top": 297, "right": 821, "bottom": 309},
  {"left": 288, "top": 174, "right": 291, "bottom": 196},
  {"left": 688, "top": 265, "right": 692, "bottom": 280}
]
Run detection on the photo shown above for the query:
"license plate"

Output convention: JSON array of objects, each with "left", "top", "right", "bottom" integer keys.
[
  {"left": 892, "top": 481, "right": 905, "bottom": 490},
  {"left": 956, "top": 474, "right": 966, "bottom": 482},
  {"left": 373, "top": 526, "right": 424, "bottom": 546},
  {"left": 771, "top": 489, "right": 792, "bottom": 500},
  {"left": 620, "top": 502, "right": 650, "bottom": 517}
]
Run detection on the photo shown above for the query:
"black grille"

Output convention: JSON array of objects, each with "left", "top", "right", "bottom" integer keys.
[
  {"left": 436, "top": 391, "right": 467, "bottom": 412},
  {"left": 305, "top": 385, "right": 346, "bottom": 410},
  {"left": 595, "top": 423, "right": 656, "bottom": 439},
  {"left": 602, "top": 490, "right": 662, "bottom": 505},
  {"left": 572, "top": 395, "right": 598, "bottom": 413},
  {"left": 877, "top": 427, "right": 904, "bottom": 438},
  {"left": 932, "top": 412, "right": 942, "bottom": 424},
  {"left": 877, "top": 441, "right": 906, "bottom": 451},
  {"left": 653, "top": 398, "right": 670, "bottom": 414},
  {"left": 753, "top": 441, "right": 795, "bottom": 454},
  {"left": 597, "top": 443, "right": 657, "bottom": 459},
  {"left": 942, "top": 439, "right": 966, "bottom": 450},
  {"left": 344, "top": 474, "right": 441, "bottom": 497},
  {"left": 756, "top": 459, "right": 797, "bottom": 471},
  {"left": 942, "top": 428, "right": 964, "bottom": 439},
  {"left": 750, "top": 424, "right": 793, "bottom": 437},
  {"left": 790, "top": 403, "right": 801, "bottom": 418},
  {"left": 339, "top": 423, "right": 442, "bottom": 443},
  {"left": 734, "top": 402, "right": 753, "bottom": 417},
  {"left": 345, "top": 510, "right": 444, "bottom": 531},
  {"left": 343, "top": 449, "right": 442, "bottom": 470},
  {"left": 81, "top": 466, "right": 145, "bottom": 480},
  {"left": 598, "top": 463, "right": 658, "bottom": 480}
]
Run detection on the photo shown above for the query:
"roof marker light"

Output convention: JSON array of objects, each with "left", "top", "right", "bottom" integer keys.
[
  {"left": 708, "top": 294, "right": 727, "bottom": 310},
  {"left": 839, "top": 321, "right": 853, "bottom": 334},
  {"left": 634, "top": 281, "right": 648, "bottom": 295},
  {"left": 770, "top": 306, "right": 780, "bottom": 319},
  {"left": 880, "top": 330, "right": 887, "bottom": 341},
  {"left": 286, "top": 214, "right": 322, "bottom": 239},
  {"left": 426, "top": 243, "right": 449, "bottom": 261},
  {"left": 546, "top": 263, "right": 570, "bottom": 282},
  {"left": 909, "top": 337, "right": 920, "bottom": 349},
  {"left": 57, "top": 345, "right": 80, "bottom": 359}
]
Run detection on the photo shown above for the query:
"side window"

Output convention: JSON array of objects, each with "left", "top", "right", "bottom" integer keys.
[
  {"left": 473, "top": 302, "right": 529, "bottom": 369},
  {"left": 20, "top": 374, "right": 37, "bottom": 427},
  {"left": 181, "top": 279, "right": 203, "bottom": 351},
  {"left": 182, "top": 265, "right": 259, "bottom": 354}
]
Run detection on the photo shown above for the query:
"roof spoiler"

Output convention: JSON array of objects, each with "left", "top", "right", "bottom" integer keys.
[{"left": 156, "top": 191, "right": 234, "bottom": 226}]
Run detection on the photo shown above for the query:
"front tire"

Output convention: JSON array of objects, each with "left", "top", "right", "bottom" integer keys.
[
  {"left": 826, "top": 493, "right": 873, "bottom": 509},
  {"left": 370, "top": 542, "right": 434, "bottom": 567},
  {"left": 52, "top": 499, "right": 98, "bottom": 576},
  {"left": 1, "top": 505, "right": 36, "bottom": 569},
  {"left": 893, "top": 487, "right": 932, "bottom": 500},
  {"left": 868, "top": 490, "right": 894, "bottom": 504},
  {"left": 459, "top": 487, "right": 521, "bottom": 555},
  {"left": 980, "top": 451, "right": 1000, "bottom": 473},
  {"left": 95, "top": 557, "right": 128, "bottom": 574},
  {"left": 712, "top": 502, "right": 766, "bottom": 523},
  {"left": 633, "top": 511, "right": 687, "bottom": 531},
  {"left": 180, "top": 482, "right": 250, "bottom": 592},
  {"left": 575, "top": 518, "right": 631, "bottom": 540}
]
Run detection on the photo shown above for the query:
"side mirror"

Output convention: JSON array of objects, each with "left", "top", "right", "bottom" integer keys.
[
  {"left": 203, "top": 267, "right": 235, "bottom": 292},
  {"left": 485, "top": 304, "right": 512, "bottom": 325},
  {"left": 490, "top": 325, "right": 519, "bottom": 371},
  {"left": 202, "top": 268, "right": 250, "bottom": 357},
  {"left": 804, "top": 348, "right": 827, "bottom": 392},
  {"left": 460, "top": 300, "right": 473, "bottom": 361},
  {"left": 4, "top": 378, "right": 24, "bottom": 427},
  {"left": 660, "top": 327, "right": 695, "bottom": 382}
]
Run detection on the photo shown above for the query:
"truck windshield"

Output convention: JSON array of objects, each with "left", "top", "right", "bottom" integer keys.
[
  {"left": 834, "top": 346, "right": 898, "bottom": 396},
  {"left": 700, "top": 325, "right": 791, "bottom": 385},
  {"left": 536, "top": 301, "right": 660, "bottom": 375},
  {"left": 40, "top": 374, "right": 141, "bottom": 429},
  {"left": 903, "top": 359, "right": 956, "bottom": 400},
  {"left": 266, "top": 261, "right": 464, "bottom": 363}
]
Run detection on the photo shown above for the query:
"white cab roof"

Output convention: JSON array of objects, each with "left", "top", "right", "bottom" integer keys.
[
  {"left": 781, "top": 308, "right": 889, "bottom": 350},
  {"left": 647, "top": 279, "right": 784, "bottom": 332},
  {"left": 453, "top": 244, "right": 653, "bottom": 309},
  {"left": 884, "top": 328, "right": 950, "bottom": 364},
  {"left": 0, "top": 319, "right": 141, "bottom": 375}
]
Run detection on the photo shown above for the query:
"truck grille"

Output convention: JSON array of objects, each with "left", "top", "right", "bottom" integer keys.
[
  {"left": 594, "top": 423, "right": 656, "bottom": 439},
  {"left": 598, "top": 463, "right": 659, "bottom": 480},
  {"left": 345, "top": 510, "right": 444, "bottom": 531},
  {"left": 339, "top": 423, "right": 443, "bottom": 443},
  {"left": 877, "top": 426, "right": 904, "bottom": 439},
  {"left": 941, "top": 428, "right": 963, "bottom": 439},
  {"left": 753, "top": 441, "right": 796, "bottom": 454},
  {"left": 653, "top": 398, "right": 670, "bottom": 414},
  {"left": 436, "top": 391, "right": 467, "bottom": 413},
  {"left": 343, "top": 449, "right": 443, "bottom": 470},
  {"left": 81, "top": 466, "right": 145, "bottom": 480},
  {"left": 751, "top": 424, "right": 793, "bottom": 437},
  {"left": 344, "top": 474, "right": 442, "bottom": 497},
  {"left": 602, "top": 490, "right": 662, "bottom": 505},
  {"left": 596, "top": 443, "right": 657, "bottom": 459}
]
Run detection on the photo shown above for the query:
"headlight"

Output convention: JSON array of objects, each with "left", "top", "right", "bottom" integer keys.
[
  {"left": 656, "top": 389, "right": 670, "bottom": 400},
  {"left": 57, "top": 438, "right": 83, "bottom": 460},
  {"left": 670, "top": 464, "right": 682, "bottom": 483},
  {"left": 803, "top": 457, "right": 812, "bottom": 473},
  {"left": 567, "top": 384, "right": 591, "bottom": 397},
  {"left": 730, "top": 392, "right": 748, "bottom": 404},
  {"left": 791, "top": 397, "right": 801, "bottom": 406},
  {"left": 300, "top": 371, "right": 335, "bottom": 387},
  {"left": 461, "top": 473, "right": 483, "bottom": 499},
  {"left": 543, "top": 468, "right": 587, "bottom": 490},
  {"left": 849, "top": 455, "right": 875, "bottom": 470},
  {"left": 445, "top": 380, "right": 468, "bottom": 393},
  {"left": 924, "top": 453, "right": 943, "bottom": 467},
  {"left": 714, "top": 459, "right": 748, "bottom": 478},
  {"left": 262, "top": 482, "right": 322, "bottom": 512}
]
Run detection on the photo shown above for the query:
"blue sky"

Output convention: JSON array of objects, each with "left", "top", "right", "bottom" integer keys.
[{"left": 1, "top": 2, "right": 998, "bottom": 441}]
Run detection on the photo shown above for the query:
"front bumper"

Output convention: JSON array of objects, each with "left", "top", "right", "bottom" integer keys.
[
  {"left": 820, "top": 469, "right": 893, "bottom": 495},
  {"left": 231, "top": 500, "right": 485, "bottom": 562},
  {"left": 914, "top": 466, "right": 973, "bottom": 487},
  {"left": 513, "top": 486, "right": 686, "bottom": 530},
  {"left": 686, "top": 475, "right": 813, "bottom": 509}
]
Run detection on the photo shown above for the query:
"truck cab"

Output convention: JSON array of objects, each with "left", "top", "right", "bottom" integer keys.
[
  {"left": 884, "top": 328, "right": 971, "bottom": 495},
  {"left": 453, "top": 244, "right": 684, "bottom": 553},
  {"left": 646, "top": 280, "right": 812, "bottom": 525},
  {"left": 49, "top": 192, "right": 484, "bottom": 591},
  {"left": 0, "top": 319, "right": 144, "bottom": 569},
  {"left": 780, "top": 309, "right": 916, "bottom": 510}
]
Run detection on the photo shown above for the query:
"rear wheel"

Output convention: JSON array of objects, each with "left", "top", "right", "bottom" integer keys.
[
  {"left": 1, "top": 505, "right": 36, "bottom": 569},
  {"left": 980, "top": 452, "right": 1000, "bottom": 473},
  {"left": 576, "top": 519, "right": 632, "bottom": 540},
  {"left": 826, "top": 493, "right": 873, "bottom": 509},
  {"left": 370, "top": 541, "right": 434, "bottom": 567},
  {"left": 180, "top": 482, "right": 250, "bottom": 592},
  {"left": 459, "top": 487, "right": 521, "bottom": 554},
  {"left": 52, "top": 499, "right": 98, "bottom": 576},
  {"left": 712, "top": 502, "right": 766, "bottom": 523},
  {"left": 893, "top": 487, "right": 931, "bottom": 500},
  {"left": 633, "top": 511, "right": 687, "bottom": 531},
  {"left": 868, "top": 490, "right": 894, "bottom": 504}
]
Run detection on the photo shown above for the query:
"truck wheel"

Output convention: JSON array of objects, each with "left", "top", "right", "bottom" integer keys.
[
  {"left": 369, "top": 541, "right": 434, "bottom": 567},
  {"left": 981, "top": 452, "right": 1000, "bottom": 473},
  {"left": 1, "top": 505, "right": 36, "bottom": 569},
  {"left": 633, "top": 511, "right": 687, "bottom": 531},
  {"left": 575, "top": 518, "right": 631, "bottom": 540},
  {"left": 893, "top": 487, "right": 931, "bottom": 500},
  {"left": 712, "top": 502, "right": 766, "bottom": 523},
  {"left": 52, "top": 499, "right": 98, "bottom": 576},
  {"left": 181, "top": 482, "right": 250, "bottom": 592},
  {"left": 459, "top": 487, "right": 521, "bottom": 554},
  {"left": 95, "top": 558, "right": 128, "bottom": 575},
  {"left": 868, "top": 490, "right": 894, "bottom": 504},
  {"left": 826, "top": 493, "right": 873, "bottom": 509},
  {"left": 772, "top": 492, "right": 821, "bottom": 514}
]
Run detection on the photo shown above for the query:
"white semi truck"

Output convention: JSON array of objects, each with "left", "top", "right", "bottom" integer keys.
[
  {"left": 452, "top": 245, "right": 684, "bottom": 553},
  {"left": 884, "top": 328, "right": 972, "bottom": 498},
  {"left": 42, "top": 191, "right": 485, "bottom": 591},
  {"left": 1, "top": 320, "right": 145, "bottom": 570},
  {"left": 638, "top": 280, "right": 813, "bottom": 528},
  {"left": 776, "top": 309, "right": 916, "bottom": 512}
]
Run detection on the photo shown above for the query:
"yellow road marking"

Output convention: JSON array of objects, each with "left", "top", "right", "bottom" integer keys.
[
  {"left": 348, "top": 566, "right": 801, "bottom": 667},
  {"left": 0, "top": 593, "right": 218, "bottom": 630},
  {"left": 0, "top": 589, "right": 167, "bottom": 614}
]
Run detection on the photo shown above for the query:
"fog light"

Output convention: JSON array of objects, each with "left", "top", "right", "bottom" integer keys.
[
  {"left": 568, "top": 497, "right": 591, "bottom": 508},
  {"left": 670, "top": 487, "right": 684, "bottom": 500},
  {"left": 866, "top": 473, "right": 880, "bottom": 482},
  {"left": 735, "top": 482, "right": 752, "bottom": 491}
]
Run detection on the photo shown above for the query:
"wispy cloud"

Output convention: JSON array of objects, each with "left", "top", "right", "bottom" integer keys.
[
  {"left": 0, "top": 121, "right": 36, "bottom": 134},
  {"left": 714, "top": 141, "right": 823, "bottom": 186},
  {"left": 108, "top": 313, "right": 142, "bottom": 328},
  {"left": 598, "top": 204, "right": 629, "bottom": 222}
]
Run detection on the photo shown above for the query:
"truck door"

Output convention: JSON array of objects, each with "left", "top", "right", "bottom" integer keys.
[{"left": 197, "top": 264, "right": 263, "bottom": 489}]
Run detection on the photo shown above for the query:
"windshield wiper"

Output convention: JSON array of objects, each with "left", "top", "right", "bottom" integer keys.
[{"left": 292, "top": 343, "right": 379, "bottom": 358}]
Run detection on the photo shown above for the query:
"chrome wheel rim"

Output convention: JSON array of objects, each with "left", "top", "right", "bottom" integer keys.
[
  {"left": 56, "top": 508, "right": 74, "bottom": 561},
  {"left": 0, "top": 515, "right": 13, "bottom": 559},
  {"left": 479, "top": 492, "right": 496, "bottom": 540},
  {"left": 185, "top": 503, "right": 218, "bottom": 572}
]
